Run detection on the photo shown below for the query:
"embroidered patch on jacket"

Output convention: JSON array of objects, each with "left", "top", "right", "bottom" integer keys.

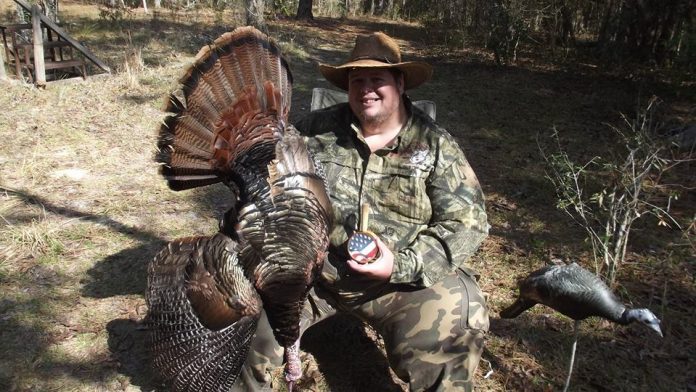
[{"left": 409, "top": 147, "right": 429, "bottom": 164}]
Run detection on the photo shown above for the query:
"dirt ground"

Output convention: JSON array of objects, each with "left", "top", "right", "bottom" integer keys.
[{"left": 0, "top": 2, "right": 694, "bottom": 391}]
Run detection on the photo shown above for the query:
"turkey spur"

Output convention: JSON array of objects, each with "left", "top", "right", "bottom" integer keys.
[{"left": 147, "top": 26, "right": 331, "bottom": 392}]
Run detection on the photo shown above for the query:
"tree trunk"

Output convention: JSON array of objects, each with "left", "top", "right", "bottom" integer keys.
[
  {"left": 598, "top": 0, "right": 617, "bottom": 45},
  {"left": 374, "top": 0, "right": 388, "bottom": 15},
  {"left": 142, "top": 0, "right": 148, "bottom": 13},
  {"left": 40, "top": 0, "right": 59, "bottom": 23},
  {"left": 246, "top": 0, "right": 266, "bottom": 30},
  {"left": 0, "top": 46, "right": 7, "bottom": 80},
  {"left": 17, "top": 3, "right": 28, "bottom": 23},
  {"left": 362, "top": 0, "right": 374, "bottom": 15},
  {"left": 560, "top": 2, "right": 575, "bottom": 47},
  {"left": 296, "top": 0, "right": 313, "bottom": 20}
]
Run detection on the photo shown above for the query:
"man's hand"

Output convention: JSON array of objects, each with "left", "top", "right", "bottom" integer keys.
[{"left": 347, "top": 236, "right": 393, "bottom": 281}]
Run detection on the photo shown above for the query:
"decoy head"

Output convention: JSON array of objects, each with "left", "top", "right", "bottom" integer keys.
[{"left": 625, "top": 308, "right": 663, "bottom": 337}]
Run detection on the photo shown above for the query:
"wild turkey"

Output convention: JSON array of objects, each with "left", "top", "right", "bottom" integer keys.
[
  {"left": 500, "top": 262, "right": 663, "bottom": 391},
  {"left": 146, "top": 26, "right": 332, "bottom": 392}
]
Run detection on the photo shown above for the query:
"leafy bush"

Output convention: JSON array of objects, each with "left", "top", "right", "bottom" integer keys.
[{"left": 540, "top": 96, "right": 684, "bottom": 285}]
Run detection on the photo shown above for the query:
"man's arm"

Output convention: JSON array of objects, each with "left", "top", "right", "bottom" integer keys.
[{"left": 389, "top": 135, "right": 489, "bottom": 287}]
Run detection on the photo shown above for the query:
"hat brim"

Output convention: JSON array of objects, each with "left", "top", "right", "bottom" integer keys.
[{"left": 318, "top": 59, "right": 432, "bottom": 91}]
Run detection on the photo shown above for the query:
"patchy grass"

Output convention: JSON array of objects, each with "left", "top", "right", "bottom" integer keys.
[{"left": 1, "top": 2, "right": 694, "bottom": 391}]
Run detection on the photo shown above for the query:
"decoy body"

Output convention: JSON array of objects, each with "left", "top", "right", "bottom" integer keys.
[
  {"left": 500, "top": 262, "right": 663, "bottom": 391},
  {"left": 500, "top": 262, "right": 663, "bottom": 335}
]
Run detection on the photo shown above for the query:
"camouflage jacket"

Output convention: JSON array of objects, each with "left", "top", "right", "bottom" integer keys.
[{"left": 296, "top": 99, "right": 489, "bottom": 298}]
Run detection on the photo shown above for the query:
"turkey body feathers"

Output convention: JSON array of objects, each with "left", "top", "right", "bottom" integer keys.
[
  {"left": 146, "top": 234, "right": 261, "bottom": 392},
  {"left": 148, "top": 26, "right": 331, "bottom": 391}
]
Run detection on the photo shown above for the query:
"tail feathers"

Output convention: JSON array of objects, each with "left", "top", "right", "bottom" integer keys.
[
  {"left": 177, "top": 27, "right": 291, "bottom": 121},
  {"left": 499, "top": 298, "right": 536, "bottom": 319},
  {"left": 157, "top": 26, "right": 292, "bottom": 192},
  {"left": 211, "top": 28, "right": 292, "bottom": 113},
  {"left": 157, "top": 95, "right": 220, "bottom": 190},
  {"left": 211, "top": 81, "right": 284, "bottom": 171}
]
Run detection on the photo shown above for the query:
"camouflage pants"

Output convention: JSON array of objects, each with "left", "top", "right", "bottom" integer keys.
[{"left": 232, "top": 268, "right": 489, "bottom": 392}]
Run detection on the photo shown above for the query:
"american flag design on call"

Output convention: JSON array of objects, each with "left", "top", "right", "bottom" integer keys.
[{"left": 347, "top": 232, "right": 380, "bottom": 264}]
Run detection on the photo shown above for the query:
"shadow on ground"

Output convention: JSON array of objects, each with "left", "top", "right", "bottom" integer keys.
[
  {"left": 301, "top": 313, "right": 406, "bottom": 392},
  {"left": 106, "top": 318, "right": 161, "bottom": 391},
  {"left": 0, "top": 186, "right": 167, "bottom": 390},
  {"left": 82, "top": 241, "right": 165, "bottom": 299}
]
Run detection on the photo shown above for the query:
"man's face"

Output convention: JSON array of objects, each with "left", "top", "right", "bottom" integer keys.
[{"left": 347, "top": 68, "right": 404, "bottom": 129}]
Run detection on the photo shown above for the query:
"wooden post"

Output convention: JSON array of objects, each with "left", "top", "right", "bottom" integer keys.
[{"left": 31, "top": 5, "right": 46, "bottom": 87}]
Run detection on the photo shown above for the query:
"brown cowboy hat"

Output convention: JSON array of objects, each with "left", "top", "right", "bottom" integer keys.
[{"left": 318, "top": 32, "right": 433, "bottom": 91}]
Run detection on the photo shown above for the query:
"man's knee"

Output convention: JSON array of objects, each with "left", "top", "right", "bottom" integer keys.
[
  {"left": 362, "top": 270, "right": 489, "bottom": 391},
  {"left": 402, "top": 327, "right": 486, "bottom": 391},
  {"left": 387, "top": 322, "right": 487, "bottom": 391}
]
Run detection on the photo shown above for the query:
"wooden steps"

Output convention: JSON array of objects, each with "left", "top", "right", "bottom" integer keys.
[
  {"left": 12, "top": 39, "right": 87, "bottom": 82},
  {"left": 1, "top": 0, "right": 110, "bottom": 85},
  {"left": 1, "top": 22, "right": 88, "bottom": 83}
]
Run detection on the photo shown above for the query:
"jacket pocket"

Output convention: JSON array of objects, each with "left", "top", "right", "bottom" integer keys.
[{"left": 367, "top": 165, "right": 431, "bottom": 224}]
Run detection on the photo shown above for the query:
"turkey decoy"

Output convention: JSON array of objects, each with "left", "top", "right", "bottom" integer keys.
[
  {"left": 500, "top": 262, "right": 663, "bottom": 392},
  {"left": 146, "top": 27, "right": 331, "bottom": 392}
]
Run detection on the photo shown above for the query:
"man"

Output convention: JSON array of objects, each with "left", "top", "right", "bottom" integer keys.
[{"left": 234, "top": 31, "right": 490, "bottom": 392}]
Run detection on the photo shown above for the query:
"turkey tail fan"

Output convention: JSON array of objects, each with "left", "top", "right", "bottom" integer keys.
[
  {"left": 146, "top": 233, "right": 263, "bottom": 391},
  {"left": 156, "top": 26, "right": 293, "bottom": 191}
]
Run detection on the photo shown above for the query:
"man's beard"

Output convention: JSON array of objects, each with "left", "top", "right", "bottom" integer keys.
[{"left": 357, "top": 108, "right": 389, "bottom": 128}]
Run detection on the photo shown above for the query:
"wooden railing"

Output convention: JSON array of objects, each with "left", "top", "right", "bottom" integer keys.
[
  {"left": 1, "top": 21, "right": 83, "bottom": 84},
  {"left": 1, "top": 0, "right": 110, "bottom": 86}
]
